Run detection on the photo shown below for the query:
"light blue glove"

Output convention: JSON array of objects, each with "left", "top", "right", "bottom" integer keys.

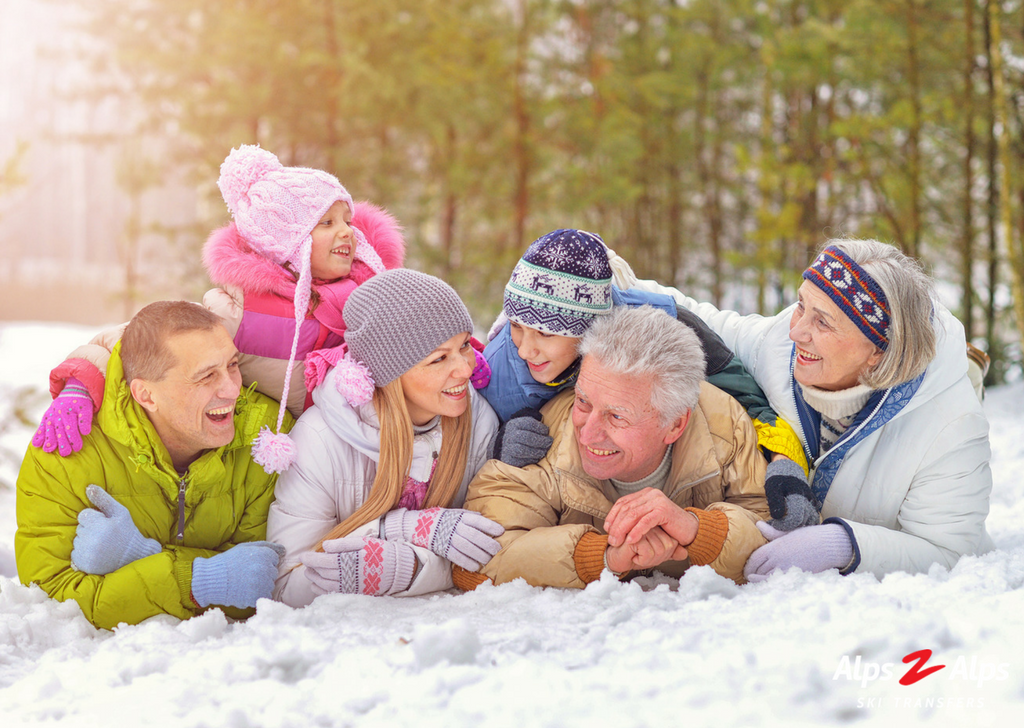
[
  {"left": 743, "top": 522, "right": 854, "bottom": 583},
  {"left": 191, "top": 541, "right": 286, "bottom": 608},
  {"left": 71, "top": 484, "right": 161, "bottom": 575}
]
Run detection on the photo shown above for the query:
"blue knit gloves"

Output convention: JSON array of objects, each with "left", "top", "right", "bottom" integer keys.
[
  {"left": 744, "top": 522, "right": 854, "bottom": 582},
  {"left": 191, "top": 541, "right": 285, "bottom": 608},
  {"left": 301, "top": 537, "right": 418, "bottom": 596},
  {"left": 71, "top": 485, "right": 161, "bottom": 574},
  {"left": 488, "top": 407, "right": 553, "bottom": 468},
  {"left": 33, "top": 377, "right": 95, "bottom": 457},
  {"left": 764, "top": 458, "right": 820, "bottom": 531}
]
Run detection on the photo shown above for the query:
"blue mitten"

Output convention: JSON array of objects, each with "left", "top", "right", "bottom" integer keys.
[
  {"left": 488, "top": 407, "right": 553, "bottom": 468},
  {"left": 764, "top": 458, "right": 820, "bottom": 531},
  {"left": 744, "top": 522, "right": 854, "bottom": 583},
  {"left": 191, "top": 541, "right": 285, "bottom": 608},
  {"left": 71, "top": 485, "right": 161, "bottom": 574}
]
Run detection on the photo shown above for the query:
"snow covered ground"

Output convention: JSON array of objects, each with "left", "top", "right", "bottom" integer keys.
[{"left": 1, "top": 321, "right": 1022, "bottom": 727}]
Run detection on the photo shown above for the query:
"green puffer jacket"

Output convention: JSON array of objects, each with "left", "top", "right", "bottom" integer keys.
[{"left": 15, "top": 343, "right": 291, "bottom": 630}]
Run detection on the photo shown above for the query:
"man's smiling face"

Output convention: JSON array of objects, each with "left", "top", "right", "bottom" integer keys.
[
  {"left": 571, "top": 355, "right": 688, "bottom": 482},
  {"left": 134, "top": 326, "right": 242, "bottom": 470}
]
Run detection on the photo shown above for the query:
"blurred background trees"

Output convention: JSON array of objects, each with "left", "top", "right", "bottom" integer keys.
[{"left": 1, "top": 0, "right": 1022, "bottom": 383}]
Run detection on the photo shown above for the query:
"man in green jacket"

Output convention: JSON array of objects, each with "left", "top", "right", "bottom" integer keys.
[{"left": 16, "top": 301, "right": 291, "bottom": 630}]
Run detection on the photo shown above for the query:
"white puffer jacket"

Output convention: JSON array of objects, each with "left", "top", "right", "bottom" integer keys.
[
  {"left": 268, "top": 366, "right": 499, "bottom": 607},
  {"left": 616, "top": 266, "right": 992, "bottom": 578}
]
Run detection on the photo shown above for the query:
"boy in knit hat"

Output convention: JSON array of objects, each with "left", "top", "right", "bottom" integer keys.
[{"left": 478, "top": 229, "right": 815, "bottom": 531}]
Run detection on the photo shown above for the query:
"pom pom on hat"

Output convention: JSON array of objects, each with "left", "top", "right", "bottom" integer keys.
[
  {"left": 217, "top": 146, "right": 283, "bottom": 211},
  {"left": 334, "top": 356, "right": 376, "bottom": 406},
  {"left": 251, "top": 427, "right": 298, "bottom": 474}
]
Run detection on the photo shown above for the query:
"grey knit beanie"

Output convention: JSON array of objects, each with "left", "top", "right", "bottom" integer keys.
[{"left": 343, "top": 268, "right": 474, "bottom": 387}]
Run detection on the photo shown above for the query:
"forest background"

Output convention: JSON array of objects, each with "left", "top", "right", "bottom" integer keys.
[{"left": 1, "top": 0, "right": 1023, "bottom": 385}]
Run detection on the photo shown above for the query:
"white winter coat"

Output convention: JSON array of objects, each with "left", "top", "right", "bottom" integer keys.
[
  {"left": 618, "top": 270, "right": 992, "bottom": 578},
  {"left": 268, "top": 367, "right": 499, "bottom": 607}
]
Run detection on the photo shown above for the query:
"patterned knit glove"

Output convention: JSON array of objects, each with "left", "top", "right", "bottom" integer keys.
[
  {"left": 70, "top": 485, "right": 161, "bottom": 575},
  {"left": 743, "top": 522, "right": 854, "bottom": 583},
  {"left": 764, "top": 458, "right": 820, "bottom": 531},
  {"left": 301, "top": 536, "right": 417, "bottom": 596},
  {"left": 380, "top": 507, "right": 504, "bottom": 571},
  {"left": 191, "top": 541, "right": 285, "bottom": 608},
  {"left": 32, "top": 377, "right": 94, "bottom": 457},
  {"left": 487, "top": 407, "right": 553, "bottom": 468}
]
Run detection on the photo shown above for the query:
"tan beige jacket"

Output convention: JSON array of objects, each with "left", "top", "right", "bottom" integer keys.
[{"left": 462, "top": 382, "right": 769, "bottom": 588}]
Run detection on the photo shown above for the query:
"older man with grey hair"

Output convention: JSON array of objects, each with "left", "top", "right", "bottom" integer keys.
[{"left": 454, "top": 305, "right": 770, "bottom": 590}]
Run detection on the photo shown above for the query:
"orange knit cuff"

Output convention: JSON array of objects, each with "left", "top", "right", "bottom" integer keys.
[
  {"left": 452, "top": 565, "right": 491, "bottom": 591},
  {"left": 574, "top": 532, "right": 609, "bottom": 584},
  {"left": 683, "top": 507, "right": 730, "bottom": 566}
]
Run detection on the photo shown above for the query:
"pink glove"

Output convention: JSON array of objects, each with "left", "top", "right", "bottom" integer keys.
[
  {"left": 380, "top": 507, "right": 504, "bottom": 571},
  {"left": 32, "top": 377, "right": 94, "bottom": 457},
  {"left": 301, "top": 536, "right": 417, "bottom": 596},
  {"left": 469, "top": 337, "right": 491, "bottom": 389}
]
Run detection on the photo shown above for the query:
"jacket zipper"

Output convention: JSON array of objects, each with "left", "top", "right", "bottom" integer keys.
[
  {"left": 788, "top": 350, "right": 814, "bottom": 467},
  {"left": 177, "top": 476, "right": 187, "bottom": 541}
]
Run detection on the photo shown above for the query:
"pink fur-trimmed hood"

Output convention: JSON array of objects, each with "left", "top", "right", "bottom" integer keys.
[{"left": 203, "top": 200, "right": 406, "bottom": 295}]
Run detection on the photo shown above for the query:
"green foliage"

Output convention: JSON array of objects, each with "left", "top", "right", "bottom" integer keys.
[{"left": 51, "top": 0, "right": 1024, "bottom": 379}]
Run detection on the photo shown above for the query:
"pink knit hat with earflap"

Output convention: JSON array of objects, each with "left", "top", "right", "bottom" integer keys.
[{"left": 217, "top": 145, "right": 380, "bottom": 473}]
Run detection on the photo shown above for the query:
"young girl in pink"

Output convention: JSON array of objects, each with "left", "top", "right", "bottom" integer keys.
[{"left": 35, "top": 146, "right": 408, "bottom": 472}]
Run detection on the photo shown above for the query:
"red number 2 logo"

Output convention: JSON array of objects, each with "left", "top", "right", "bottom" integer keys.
[{"left": 900, "top": 649, "right": 946, "bottom": 686}]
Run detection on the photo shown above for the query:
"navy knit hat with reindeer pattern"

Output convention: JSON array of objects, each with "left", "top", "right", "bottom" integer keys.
[{"left": 503, "top": 229, "right": 613, "bottom": 338}]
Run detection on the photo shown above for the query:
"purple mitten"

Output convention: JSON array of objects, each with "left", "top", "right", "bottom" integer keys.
[
  {"left": 380, "top": 507, "right": 504, "bottom": 571},
  {"left": 32, "top": 377, "right": 94, "bottom": 457},
  {"left": 743, "top": 522, "right": 854, "bottom": 583},
  {"left": 300, "top": 536, "right": 417, "bottom": 596}
]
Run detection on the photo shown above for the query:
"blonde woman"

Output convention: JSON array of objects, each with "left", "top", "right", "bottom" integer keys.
[{"left": 268, "top": 269, "right": 502, "bottom": 607}]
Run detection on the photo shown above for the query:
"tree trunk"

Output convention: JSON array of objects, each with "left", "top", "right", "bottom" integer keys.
[
  {"left": 511, "top": 0, "right": 530, "bottom": 255},
  {"left": 695, "top": 63, "right": 723, "bottom": 306},
  {"left": 323, "top": 0, "right": 339, "bottom": 171},
  {"left": 441, "top": 124, "right": 457, "bottom": 280},
  {"left": 756, "top": 40, "right": 775, "bottom": 315},
  {"left": 983, "top": 4, "right": 999, "bottom": 379},
  {"left": 905, "top": 0, "right": 923, "bottom": 258},
  {"left": 987, "top": 0, "right": 1024, "bottom": 360},
  {"left": 961, "top": 0, "right": 977, "bottom": 340}
]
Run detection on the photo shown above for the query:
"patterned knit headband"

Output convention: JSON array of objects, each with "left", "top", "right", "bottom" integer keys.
[{"left": 802, "top": 246, "right": 890, "bottom": 350}]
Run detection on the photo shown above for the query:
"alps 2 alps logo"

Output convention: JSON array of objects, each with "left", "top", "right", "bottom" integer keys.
[{"left": 833, "top": 649, "right": 1010, "bottom": 688}]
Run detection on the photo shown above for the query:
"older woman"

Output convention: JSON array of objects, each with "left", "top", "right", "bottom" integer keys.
[
  {"left": 616, "top": 239, "right": 992, "bottom": 579},
  {"left": 267, "top": 269, "right": 503, "bottom": 606}
]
